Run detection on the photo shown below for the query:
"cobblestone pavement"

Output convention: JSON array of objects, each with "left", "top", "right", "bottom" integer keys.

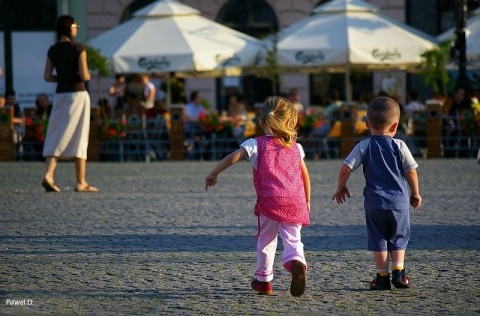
[{"left": 1, "top": 159, "right": 479, "bottom": 315}]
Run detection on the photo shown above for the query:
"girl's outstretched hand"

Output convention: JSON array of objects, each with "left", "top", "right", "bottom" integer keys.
[
  {"left": 332, "top": 186, "right": 350, "bottom": 204},
  {"left": 205, "top": 174, "right": 217, "bottom": 191}
]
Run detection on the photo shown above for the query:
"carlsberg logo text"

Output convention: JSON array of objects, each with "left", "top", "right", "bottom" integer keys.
[
  {"left": 295, "top": 51, "right": 324, "bottom": 65},
  {"left": 138, "top": 57, "right": 170, "bottom": 70},
  {"left": 216, "top": 54, "right": 241, "bottom": 67},
  {"left": 372, "top": 49, "right": 401, "bottom": 61}
]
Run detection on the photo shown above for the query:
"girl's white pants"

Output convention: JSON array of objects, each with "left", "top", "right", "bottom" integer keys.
[{"left": 255, "top": 215, "right": 307, "bottom": 282}]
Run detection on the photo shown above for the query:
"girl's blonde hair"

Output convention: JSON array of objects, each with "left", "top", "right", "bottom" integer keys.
[{"left": 257, "top": 96, "right": 298, "bottom": 147}]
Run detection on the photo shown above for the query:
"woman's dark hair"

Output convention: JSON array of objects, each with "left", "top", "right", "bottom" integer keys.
[{"left": 56, "top": 15, "right": 75, "bottom": 41}]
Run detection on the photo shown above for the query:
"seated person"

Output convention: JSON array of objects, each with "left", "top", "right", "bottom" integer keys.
[
  {"left": 97, "top": 98, "right": 113, "bottom": 121},
  {"left": 404, "top": 89, "right": 425, "bottom": 117},
  {"left": 145, "top": 98, "right": 167, "bottom": 119},
  {"left": 140, "top": 74, "right": 156, "bottom": 110},
  {"left": 4, "top": 89, "right": 22, "bottom": 124},
  {"left": 34, "top": 93, "right": 52, "bottom": 119},
  {"left": 225, "top": 93, "right": 248, "bottom": 140},
  {"left": 184, "top": 91, "right": 207, "bottom": 159},
  {"left": 313, "top": 89, "right": 342, "bottom": 137},
  {"left": 0, "top": 94, "right": 6, "bottom": 109},
  {"left": 288, "top": 88, "right": 304, "bottom": 114},
  {"left": 123, "top": 92, "right": 145, "bottom": 117},
  {"left": 4, "top": 90, "right": 23, "bottom": 160},
  {"left": 184, "top": 90, "right": 207, "bottom": 139}
]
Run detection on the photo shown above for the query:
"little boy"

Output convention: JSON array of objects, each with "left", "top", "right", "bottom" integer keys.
[{"left": 332, "top": 97, "right": 422, "bottom": 290}]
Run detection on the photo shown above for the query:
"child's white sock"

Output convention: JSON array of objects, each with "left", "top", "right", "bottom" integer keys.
[
  {"left": 376, "top": 268, "right": 389, "bottom": 276},
  {"left": 392, "top": 262, "right": 404, "bottom": 271}
]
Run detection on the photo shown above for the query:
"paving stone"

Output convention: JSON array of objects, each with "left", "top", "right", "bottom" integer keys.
[{"left": 0, "top": 160, "right": 479, "bottom": 315}]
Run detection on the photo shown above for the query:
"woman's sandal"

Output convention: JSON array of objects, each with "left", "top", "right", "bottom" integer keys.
[
  {"left": 41, "top": 180, "right": 61, "bottom": 192},
  {"left": 74, "top": 184, "right": 99, "bottom": 192}
]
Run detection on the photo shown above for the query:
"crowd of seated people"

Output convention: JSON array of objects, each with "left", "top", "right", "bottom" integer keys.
[{"left": 3, "top": 80, "right": 479, "bottom": 161}]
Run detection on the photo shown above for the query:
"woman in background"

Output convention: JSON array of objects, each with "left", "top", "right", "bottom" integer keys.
[{"left": 41, "top": 15, "right": 98, "bottom": 192}]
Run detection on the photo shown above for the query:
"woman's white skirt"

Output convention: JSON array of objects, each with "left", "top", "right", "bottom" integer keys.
[{"left": 43, "top": 91, "right": 91, "bottom": 160}]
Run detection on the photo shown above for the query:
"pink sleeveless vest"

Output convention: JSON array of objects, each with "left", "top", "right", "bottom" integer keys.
[{"left": 253, "top": 136, "right": 310, "bottom": 226}]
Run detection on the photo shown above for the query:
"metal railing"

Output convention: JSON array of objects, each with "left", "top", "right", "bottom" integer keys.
[{"left": 12, "top": 113, "right": 480, "bottom": 162}]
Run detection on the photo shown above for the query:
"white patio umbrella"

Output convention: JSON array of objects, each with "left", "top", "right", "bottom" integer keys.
[
  {"left": 88, "top": 0, "right": 262, "bottom": 104},
  {"left": 437, "top": 7, "right": 480, "bottom": 69},
  {"left": 258, "top": 0, "right": 438, "bottom": 100}
]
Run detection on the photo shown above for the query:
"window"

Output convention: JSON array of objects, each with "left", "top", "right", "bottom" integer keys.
[
  {"left": 120, "top": 0, "right": 156, "bottom": 23},
  {"left": 215, "top": 0, "right": 280, "bottom": 106},
  {"left": 216, "top": 0, "right": 278, "bottom": 39},
  {"left": 0, "top": 0, "right": 57, "bottom": 31}
]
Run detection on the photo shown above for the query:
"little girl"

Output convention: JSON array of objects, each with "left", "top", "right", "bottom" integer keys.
[{"left": 205, "top": 96, "right": 311, "bottom": 297}]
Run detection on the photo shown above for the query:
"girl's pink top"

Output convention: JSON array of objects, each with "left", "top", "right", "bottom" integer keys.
[{"left": 253, "top": 136, "right": 310, "bottom": 226}]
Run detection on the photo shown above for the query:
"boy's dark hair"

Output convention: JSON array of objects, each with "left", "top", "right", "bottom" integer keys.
[{"left": 367, "top": 97, "right": 400, "bottom": 130}]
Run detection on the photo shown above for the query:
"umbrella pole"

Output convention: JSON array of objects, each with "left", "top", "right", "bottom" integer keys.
[
  {"left": 345, "top": 67, "right": 352, "bottom": 102},
  {"left": 166, "top": 72, "right": 172, "bottom": 109}
]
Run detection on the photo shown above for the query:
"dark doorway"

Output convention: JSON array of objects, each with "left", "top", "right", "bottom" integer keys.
[{"left": 215, "top": 0, "right": 279, "bottom": 106}]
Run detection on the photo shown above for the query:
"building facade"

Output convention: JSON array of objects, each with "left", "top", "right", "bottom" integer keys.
[{"left": 0, "top": 0, "right": 477, "bottom": 109}]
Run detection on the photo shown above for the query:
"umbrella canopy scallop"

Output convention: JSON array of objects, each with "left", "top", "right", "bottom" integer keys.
[
  {"left": 258, "top": 0, "right": 438, "bottom": 72},
  {"left": 88, "top": 0, "right": 262, "bottom": 75}
]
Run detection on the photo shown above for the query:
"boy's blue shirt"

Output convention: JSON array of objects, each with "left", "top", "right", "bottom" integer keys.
[{"left": 343, "top": 135, "right": 418, "bottom": 210}]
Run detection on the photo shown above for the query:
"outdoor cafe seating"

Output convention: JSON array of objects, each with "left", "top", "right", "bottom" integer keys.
[{"left": 1, "top": 101, "right": 478, "bottom": 162}]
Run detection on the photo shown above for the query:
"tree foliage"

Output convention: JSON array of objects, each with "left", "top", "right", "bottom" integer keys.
[
  {"left": 86, "top": 44, "right": 110, "bottom": 77},
  {"left": 417, "top": 41, "right": 450, "bottom": 95},
  {"left": 85, "top": 45, "right": 110, "bottom": 101},
  {"left": 265, "top": 34, "right": 281, "bottom": 95}
]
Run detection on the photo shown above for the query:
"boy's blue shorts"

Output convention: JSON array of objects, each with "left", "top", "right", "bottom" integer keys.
[{"left": 365, "top": 208, "right": 410, "bottom": 252}]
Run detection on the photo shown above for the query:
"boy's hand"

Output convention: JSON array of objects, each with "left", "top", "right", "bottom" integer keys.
[
  {"left": 205, "top": 174, "right": 217, "bottom": 191},
  {"left": 332, "top": 186, "right": 350, "bottom": 204},
  {"left": 410, "top": 194, "right": 422, "bottom": 209}
]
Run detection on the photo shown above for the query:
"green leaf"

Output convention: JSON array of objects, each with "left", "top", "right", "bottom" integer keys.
[
  {"left": 417, "top": 42, "right": 450, "bottom": 95},
  {"left": 265, "top": 34, "right": 281, "bottom": 95},
  {"left": 85, "top": 44, "right": 110, "bottom": 77}
]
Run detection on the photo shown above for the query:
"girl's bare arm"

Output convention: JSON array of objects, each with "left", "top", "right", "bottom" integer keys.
[
  {"left": 300, "top": 159, "right": 311, "bottom": 212},
  {"left": 205, "top": 147, "right": 248, "bottom": 190}
]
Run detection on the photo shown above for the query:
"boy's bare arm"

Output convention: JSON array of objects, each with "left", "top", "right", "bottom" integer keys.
[
  {"left": 405, "top": 168, "right": 422, "bottom": 209},
  {"left": 332, "top": 164, "right": 352, "bottom": 204},
  {"left": 205, "top": 147, "right": 248, "bottom": 190}
]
